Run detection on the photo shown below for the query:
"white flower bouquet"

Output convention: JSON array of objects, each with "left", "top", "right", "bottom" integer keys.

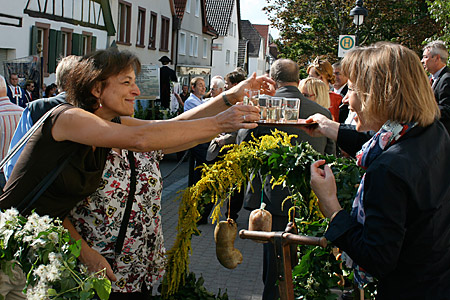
[{"left": 0, "top": 208, "right": 110, "bottom": 300}]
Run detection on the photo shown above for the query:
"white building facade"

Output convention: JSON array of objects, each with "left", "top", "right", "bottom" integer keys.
[
  {"left": 174, "top": 0, "right": 216, "bottom": 87},
  {"left": 0, "top": 0, "right": 114, "bottom": 85},
  {"left": 110, "top": 0, "right": 175, "bottom": 66},
  {"left": 205, "top": 0, "right": 241, "bottom": 79}
]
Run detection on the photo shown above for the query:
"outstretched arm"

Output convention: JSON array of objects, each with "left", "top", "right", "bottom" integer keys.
[{"left": 52, "top": 103, "right": 260, "bottom": 153}]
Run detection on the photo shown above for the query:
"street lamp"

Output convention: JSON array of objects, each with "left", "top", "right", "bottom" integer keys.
[{"left": 349, "top": 0, "right": 368, "bottom": 46}]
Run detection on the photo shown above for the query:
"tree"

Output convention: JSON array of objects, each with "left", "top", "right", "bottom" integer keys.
[
  {"left": 427, "top": 0, "right": 450, "bottom": 46},
  {"left": 265, "top": 0, "right": 442, "bottom": 68}
]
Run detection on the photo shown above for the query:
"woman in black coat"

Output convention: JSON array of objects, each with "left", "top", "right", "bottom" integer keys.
[{"left": 309, "top": 42, "right": 450, "bottom": 299}]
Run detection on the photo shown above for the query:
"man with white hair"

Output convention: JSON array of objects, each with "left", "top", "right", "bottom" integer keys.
[
  {"left": 0, "top": 75, "right": 23, "bottom": 189},
  {"left": 422, "top": 40, "right": 450, "bottom": 133},
  {"left": 209, "top": 75, "right": 225, "bottom": 98}
]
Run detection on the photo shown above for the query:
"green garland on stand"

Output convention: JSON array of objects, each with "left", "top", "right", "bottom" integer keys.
[{"left": 162, "top": 130, "right": 372, "bottom": 298}]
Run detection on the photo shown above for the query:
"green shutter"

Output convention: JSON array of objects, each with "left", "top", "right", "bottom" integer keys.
[
  {"left": 72, "top": 33, "right": 82, "bottom": 55},
  {"left": 30, "top": 25, "right": 38, "bottom": 55},
  {"left": 55, "top": 30, "right": 62, "bottom": 59},
  {"left": 48, "top": 29, "right": 57, "bottom": 73},
  {"left": 91, "top": 36, "right": 97, "bottom": 52}
]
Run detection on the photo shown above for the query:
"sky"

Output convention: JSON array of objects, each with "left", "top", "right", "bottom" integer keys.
[{"left": 240, "top": 0, "right": 280, "bottom": 39}]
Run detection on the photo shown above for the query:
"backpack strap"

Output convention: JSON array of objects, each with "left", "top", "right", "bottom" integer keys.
[{"left": 0, "top": 103, "right": 65, "bottom": 170}]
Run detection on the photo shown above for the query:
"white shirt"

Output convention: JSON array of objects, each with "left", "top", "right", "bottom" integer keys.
[{"left": 333, "top": 83, "right": 347, "bottom": 96}]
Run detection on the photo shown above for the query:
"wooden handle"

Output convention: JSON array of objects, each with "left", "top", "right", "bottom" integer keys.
[{"left": 239, "top": 229, "right": 327, "bottom": 248}]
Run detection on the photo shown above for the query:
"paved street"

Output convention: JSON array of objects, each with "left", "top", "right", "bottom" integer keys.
[{"left": 160, "top": 153, "right": 264, "bottom": 300}]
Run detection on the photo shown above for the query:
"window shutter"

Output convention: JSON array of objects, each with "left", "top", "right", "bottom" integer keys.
[
  {"left": 30, "top": 25, "right": 38, "bottom": 55},
  {"left": 48, "top": 29, "right": 57, "bottom": 73},
  {"left": 91, "top": 36, "right": 97, "bottom": 52},
  {"left": 72, "top": 33, "right": 82, "bottom": 55},
  {"left": 56, "top": 30, "right": 63, "bottom": 58}
]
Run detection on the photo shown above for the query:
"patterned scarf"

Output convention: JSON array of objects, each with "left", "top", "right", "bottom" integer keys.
[{"left": 342, "top": 120, "right": 417, "bottom": 288}]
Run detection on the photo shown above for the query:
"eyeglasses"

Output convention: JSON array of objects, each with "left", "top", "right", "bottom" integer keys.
[{"left": 302, "top": 93, "right": 315, "bottom": 98}]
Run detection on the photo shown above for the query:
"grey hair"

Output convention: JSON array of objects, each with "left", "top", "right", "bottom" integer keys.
[
  {"left": 424, "top": 40, "right": 449, "bottom": 63},
  {"left": 210, "top": 76, "right": 225, "bottom": 89},
  {"left": 270, "top": 58, "right": 299, "bottom": 83},
  {"left": 56, "top": 55, "right": 80, "bottom": 92},
  {"left": 0, "top": 75, "right": 6, "bottom": 90}
]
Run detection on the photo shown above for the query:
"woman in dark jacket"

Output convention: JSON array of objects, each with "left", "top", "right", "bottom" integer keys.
[{"left": 310, "top": 42, "right": 450, "bottom": 299}]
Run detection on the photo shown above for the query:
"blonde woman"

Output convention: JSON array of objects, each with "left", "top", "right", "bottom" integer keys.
[
  {"left": 308, "top": 42, "right": 450, "bottom": 298},
  {"left": 307, "top": 57, "right": 342, "bottom": 121},
  {"left": 299, "top": 77, "right": 330, "bottom": 109}
]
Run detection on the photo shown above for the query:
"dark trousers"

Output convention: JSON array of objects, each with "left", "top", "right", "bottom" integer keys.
[
  {"left": 189, "top": 143, "right": 212, "bottom": 223},
  {"left": 0, "top": 172, "right": 6, "bottom": 196}
]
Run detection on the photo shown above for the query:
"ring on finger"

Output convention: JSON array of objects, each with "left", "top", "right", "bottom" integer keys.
[{"left": 243, "top": 114, "right": 246, "bottom": 121}]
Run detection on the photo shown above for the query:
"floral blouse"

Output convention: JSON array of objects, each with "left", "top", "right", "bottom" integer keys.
[{"left": 70, "top": 149, "right": 165, "bottom": 293}]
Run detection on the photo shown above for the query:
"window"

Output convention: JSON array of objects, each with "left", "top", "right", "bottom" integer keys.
[
  {"left": 82, "top": 32, "right": 93, "bottom": 55},
  {"left": 179, "top": 32, "right": 186, "bottom": 55},
  {"left": 148, "top": 12, "right": 157, "bottom": 49},
  {"left": 160, "top": 16, "right": 170, "bottom": 51},
  {"left": 234, "top": 51, "right": 237, "bottom": 66},
  {"left": 60, "top": 27, "right": 73, "bottom": 57},
  {"left": 226, "top": 50, "right": 230, "bottom": 65},
  {"left": 229, "top": 21, "right": 233, "bottom": 36},
  {"left": 136, "top": 7, "right": 146, "bottom": 47},
  {"left": 186, "top": 0, "right": 191, "bottom": 13},
  {"left": 195, "top": 0, "right": 200, "bottom": 17},
  {"left": 117, "top": 0, "right": 131, "bottom": 45},
  {"left": 194, "top": 36, "right": 198, "bottom": 57},
  {"left": 34, "top": 23, "right": 50, "bottom": 74},
  {"left": 203, "top": 38, "right": 207, "bottom": 58},
  {"left": 234, "top": 23, "right": 237, "bottom": 37},
  {"left": 189, "top": 34, "right": 194, "bottom": 56}
]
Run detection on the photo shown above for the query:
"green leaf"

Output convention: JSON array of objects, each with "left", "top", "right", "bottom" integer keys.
[
  {"left": 80, "top": 290, "right": 92, "bottom": 300},
  {"left": 47, "top": 288, "right": 58, "bottom": 296},
  {"left": 93, "top": 278, "right": 111, "bottom": 300},
  {"left": 293, "top": 249, "right": 311, "bottom": 277}
]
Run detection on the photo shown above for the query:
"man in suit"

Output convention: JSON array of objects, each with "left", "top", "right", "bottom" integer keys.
[
  {"left": 237, "top": 58, "right": 336, "bottom": 300},
  {"left": 24, "top": 81, "right": 35, "bottom": 103},
  {"left": 159, "top": 55, "right": 178, "bottom": 109},
  {"left": 6, "top": 73, "right": 28, "bottom": 108},
  {"left": 333, "top": 61, "right": 350, "bottom": 123},
  {"left": 422, "top": 40, "right": 450, "bottom": 133}
]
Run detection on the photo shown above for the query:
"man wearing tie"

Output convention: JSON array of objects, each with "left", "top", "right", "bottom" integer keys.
[
  {"left": 422, "top": 40, "right": 450, "bottom": 133},
  {"left": 24, "top": 80, "right": 35, "bottom": 103},
  {"left": 6, "top": 73, "right": 28, "bottom": 108}
]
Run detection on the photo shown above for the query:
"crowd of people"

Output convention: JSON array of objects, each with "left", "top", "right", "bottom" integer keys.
[{"left": 0, "top": 39, "right": 449, "bottom": 300}]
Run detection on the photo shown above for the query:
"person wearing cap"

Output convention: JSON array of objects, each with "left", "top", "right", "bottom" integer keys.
[{"left": 159, "top": 55, "right": 178, "bottom": 109}]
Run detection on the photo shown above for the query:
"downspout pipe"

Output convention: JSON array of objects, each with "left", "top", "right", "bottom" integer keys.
[{"left": 210, "top": 33, "right": 219, "bottom": 82}]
